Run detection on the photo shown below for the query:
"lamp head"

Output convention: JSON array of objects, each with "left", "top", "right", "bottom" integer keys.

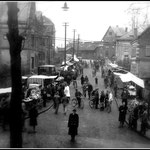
[{"left": 62, "top": 2, "right": 69, "bottom": 11}]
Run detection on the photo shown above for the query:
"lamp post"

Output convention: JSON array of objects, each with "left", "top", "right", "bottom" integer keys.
[
  {"left": 62, "top": 2, "right": 69, "bottom": 65},
  {"left": 77, "top": 34, "right": 80, "bottom": 57},
  {"left": 73, "top": 29, "right": 76, "bottom": 61}
]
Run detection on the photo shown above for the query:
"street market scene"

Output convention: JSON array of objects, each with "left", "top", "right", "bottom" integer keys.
[{"left": 0, "top": 1, "right": 150, "bottom": 148}]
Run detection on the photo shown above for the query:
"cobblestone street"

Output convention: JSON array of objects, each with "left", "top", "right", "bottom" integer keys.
[
  {"left": 0, "top": 66, "right": 150, "bottom": 148},
  {"left": 22, "top": 66, "right": 150, "bottom": 148}
]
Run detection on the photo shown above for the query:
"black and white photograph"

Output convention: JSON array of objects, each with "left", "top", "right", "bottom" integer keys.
[{"left": 0, "top": 1, "right": 150, "bottom": 148}]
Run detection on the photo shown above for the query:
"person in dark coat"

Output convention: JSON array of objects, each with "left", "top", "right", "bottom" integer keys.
[
  {"left": 118, "top": 101, "right": 127, "bottom": 128},
  {"left": 84, "top": 75, "right": 89, "bottom": 83},
  {"left": 75, "top": 89, "right": 82, "bottom": 108},
  {"left": 105, "top": 90, "right": 109, "bottom": 108},
  {"left": 29, "top": 105, "right": 38, "bottom": 133},
  {"left": 140, "top": 106, "right": 149, "bottom": 135},
  {"left": 87, "top": 83, "right": 93, "bottom": 99},
  {"left": 82, "top": 82, "right": 87, "bottom": 98},
  {"left": 94, "top": 90, "right": 99, "bottom": 109},
  {"left": 22, "top": 102, "right": 27, "bottom": 132},
  {"left": 68, "top": 109, "right": 79, "bottom": 142},
  {"left": 121, "top": 89, "right": 128, "bottom": 109},
  {"left": 131, "top": 104, "right": 139, "bottom": 130},
  {"left": 100, "top": 90, "right": 105, "bottom": 111},
  {"left": 54, "top": 91, "right": 61, "bottom": 114},
  {"left": 95, "top": 76, "right": 98, "bottom": 85},
  {"left": 41, "top": 87, "right": 47, "bottom": 107},
  {"left": 81, "top": 75, "right": 84, "bottom": 86}
]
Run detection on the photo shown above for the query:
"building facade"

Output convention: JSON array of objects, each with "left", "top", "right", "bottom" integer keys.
[
  {"left": 0, "top": 2, "right": 55, "bottom": 79},
  {"left": 131, "top": 26, "right": 150, "bottom": 99},
  {"left": 101, "top": 25, "right": 127, "bottom": 61}
]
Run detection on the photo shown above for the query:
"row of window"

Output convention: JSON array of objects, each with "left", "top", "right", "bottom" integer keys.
[
  {"left": 131, "top": 45, "right": 150, "bottom": 57},
  {"left": 31, "top": 36, "right": 51, "bottom": 48}
]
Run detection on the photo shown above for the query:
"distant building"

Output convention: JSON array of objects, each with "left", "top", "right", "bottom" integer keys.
[
  {"left": 101, "top": 25, "right": 126, "bottom": 61},
  {"left": 0, "top": 2, "right": 55, "bottom": 77},
  {"left": 115, "top": 28, "right": 140, "bottom": 70},
  {"left": 131, "top": 26, "right": 150, "bottom": 99},
  {"left": 56, "top": 41, "right": 102, "bottom": 60}
]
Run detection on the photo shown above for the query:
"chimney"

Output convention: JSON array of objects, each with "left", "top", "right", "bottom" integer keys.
[
  {"left": 134, "top": 28, "right": 138, "bottom": 38},
  {"left": 125, "top": 27, "right": 128, "bottom": 32}
]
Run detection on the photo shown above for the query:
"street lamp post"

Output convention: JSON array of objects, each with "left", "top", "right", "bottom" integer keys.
[
  {"left": 73, "top": 29, "right": 76, "bottom": 61},
  {"left": 77, "top": 34, "right": 80, "bottom": 57},
  {"left": 63, "top": 22, "right": 68, "bottom": 65},
  {"left": 62, "top": 2, "right": 69, "bottom": 65}
]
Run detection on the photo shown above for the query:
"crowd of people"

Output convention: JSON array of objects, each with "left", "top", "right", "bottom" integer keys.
[
  {"left": 0, "top": 58, "right": 149, "bottom": 142},
  {"left": 101, "top": 63, "right": 150, "bottom": 135}
]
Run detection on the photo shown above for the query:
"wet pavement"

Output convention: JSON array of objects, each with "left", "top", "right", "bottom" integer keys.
[{"left": 0, "top": 66, "right": 150, "bottom": 148}]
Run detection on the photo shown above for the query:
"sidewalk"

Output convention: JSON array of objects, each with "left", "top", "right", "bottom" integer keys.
[
  {"left": 114, "top": 90, "right": 150, "bottom": 140},
  {"left": 0, "top": 100, "right": 54, "bottom": 148}
]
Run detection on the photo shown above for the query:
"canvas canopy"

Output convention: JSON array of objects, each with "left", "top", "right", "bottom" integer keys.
[
  {"left": 0, "top": 87, "right": 11, "bottom": 94},
  {"left": 29, "top": 75, "right": 57, "bottom": 79},
  {"left": 114, "top": 72, "right": 144, "bottom": 88},
  {"left": 28, "top": 75, "right": 57, "bottom": 87}
]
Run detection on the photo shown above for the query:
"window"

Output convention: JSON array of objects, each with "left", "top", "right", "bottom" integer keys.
[
  {"left": 31, "top": 36, "right": 34, "bottom": 47},
  {"left": 131, "top": 47, "right": 136, "bottom": 57},
  {"left": 31, "top": 57, "right": 34, "bottom": 69},
  {"left": 109, "top": 32, "right": 112, "bottom": 35},
  {"left": 146, "top": 45, "right": 150, "bottom": 56}
]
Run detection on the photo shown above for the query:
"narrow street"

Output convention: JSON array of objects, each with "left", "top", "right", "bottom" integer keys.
[{"left": 20, "top": 66, "right": 150, "bottom": 148}]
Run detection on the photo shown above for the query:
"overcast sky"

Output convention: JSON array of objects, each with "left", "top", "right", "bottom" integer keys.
[{"left": 36, "top": 1, "right": 149, "bottom": 47}]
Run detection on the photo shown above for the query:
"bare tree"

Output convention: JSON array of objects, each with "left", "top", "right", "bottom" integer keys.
[
  {"left": 126, "top": 2, "right": 150, "bottom": 31},
  {"left": 7, "top": 2, "right": 24, "bottom": 148}
]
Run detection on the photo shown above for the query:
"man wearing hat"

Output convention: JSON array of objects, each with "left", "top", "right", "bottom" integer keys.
[{"left": 68, "top": 109, "right": 79, "bottom": 142}]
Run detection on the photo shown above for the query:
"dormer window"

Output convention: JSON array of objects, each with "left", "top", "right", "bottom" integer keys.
[{"left": 146, "top": 45, "right": 150, "bottom": 57}]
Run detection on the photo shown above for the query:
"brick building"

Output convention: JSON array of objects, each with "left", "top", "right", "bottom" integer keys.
[
  {"left": 101, "top": 25, "right": 126, "bottom": 61},
  {"left": 0, "top": 2, "right": 55, "bottom": 78},
  {"left": 131, "top": 26, "right": 150, "bottom": 100}
]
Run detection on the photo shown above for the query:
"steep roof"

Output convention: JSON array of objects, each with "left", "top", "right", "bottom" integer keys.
[
  {"left": 43, "top": 16, "right": 54, "bottom": 26},
  {"left": 42, "top": 16, "right": 55, "bottom": 35},
  {"left": 66, "top": 41, "right": 102, "bottom": 51},
  {"left": 101, "top": 26, "right": 126, "bottom": 41},
  {"left": 0, "top": 2, "right": 33, "bottom": 23},
  {"left": 111, "top": 26, "right": 126, "bottom": 37},
  {"left": 79, "top": 42, "right": 101, "bottom": 51},
  {"left": 117, "top": 30, "right": 134, "bottom": 40},
  {"left": 138, "top": 25, "right": 150, "bottom": 39}
]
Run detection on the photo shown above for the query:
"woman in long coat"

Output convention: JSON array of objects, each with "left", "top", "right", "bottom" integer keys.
[
  {"left": 29, "top": 105, "right": 38, "bottom": 133},
  {"left": 118, "top": 101, "right": 127, "bottom": 128},
  {"left": 68, "top": 109, "right": 79, "bottom": 142}
]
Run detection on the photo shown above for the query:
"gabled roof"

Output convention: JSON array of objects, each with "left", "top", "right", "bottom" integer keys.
[
  {"left": 111, "top": 26, "right": 126, "bottom": 37},
  {"left": 79, "top": 42, "right": 101, "bottom": 50},
  {"left": 138, "top": 25, "right": 150, "bottom": 39},
  {"left": 117, "top": 30, "right": 134, "bottom": 40},
  {"left": 43, "top": 16, "right": 54, "bottom": 26},
  {"left": 0, "top": 2, "right": 34, "bottom": 23},
  {"left": 102, "top": 26, "right": 126, "bottom": 41},
  {"left": 42, "top": 16, "right": 55, "bottom": 34}
]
